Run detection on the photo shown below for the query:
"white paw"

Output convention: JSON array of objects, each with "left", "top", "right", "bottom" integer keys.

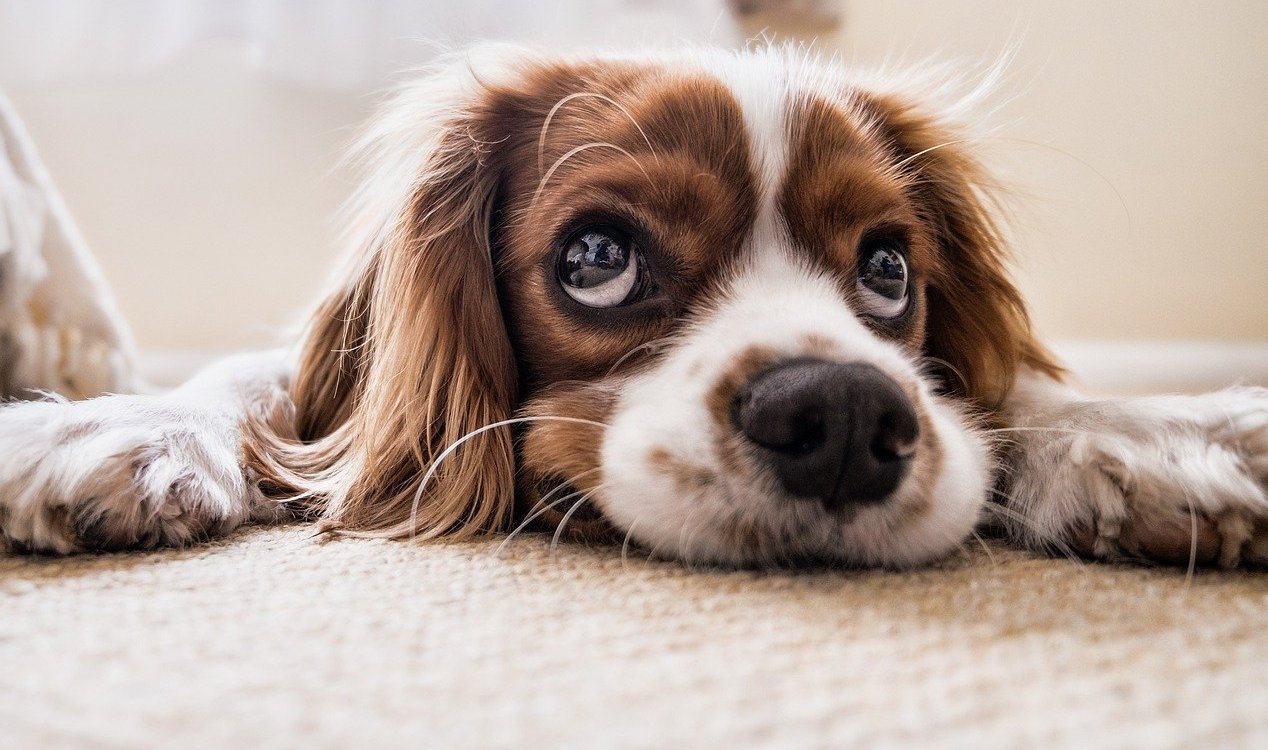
[
  {"left": 1001, "top": 386, "right": 1268, "bottom": 568},
  {"left": 0, "top": 394, "right": 272, "bottom": 553}
]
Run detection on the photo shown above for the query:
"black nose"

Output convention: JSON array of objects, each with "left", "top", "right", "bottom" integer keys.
[{"left": 732, "top": 359, "right": 919, "bottom": 511}]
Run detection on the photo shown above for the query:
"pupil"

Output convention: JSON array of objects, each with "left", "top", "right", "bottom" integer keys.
[{"left": 565, "top": 231, "right": 628, "bottom": 289}]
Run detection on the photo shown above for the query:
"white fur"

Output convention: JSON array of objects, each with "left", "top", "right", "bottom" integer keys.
[
  {"left": 1000, "top": 372, "right": 1268, "bottom": 567},
  {"left": 0, "top": 351, "right": 291, "bottom": 553},
  {"left": 700, "top": 48, "right": 793, "bottom": 216}
]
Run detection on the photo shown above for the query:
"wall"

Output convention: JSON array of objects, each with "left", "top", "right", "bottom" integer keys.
[
  {"left": 6, "top": 43, "right": 367, "bottom": 350},
  {"left": 5, "top": 1, "right": 1266, "bottom": 352},
  {"left": 826, "top": 0, "right": 1268, "bottom": 342}
]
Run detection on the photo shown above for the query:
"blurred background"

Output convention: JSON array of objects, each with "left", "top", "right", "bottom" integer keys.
[{"left": 0, "top": 1, "right": 1264, "bottom": 384}]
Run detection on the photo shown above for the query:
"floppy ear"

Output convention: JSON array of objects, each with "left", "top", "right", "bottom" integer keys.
[
  {"left": 247, "top": 63, "right": 519, "bottom": 538},
  {"left": 865, "top": 94, "right": 1063, "bottom": 408}
]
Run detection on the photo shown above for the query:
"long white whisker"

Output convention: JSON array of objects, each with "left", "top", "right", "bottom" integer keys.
[
  {"left": 970, "top": 529, "right": 997, "bottom": 567},
  {"left": 988, "top": 491, "right": 1087, "bottom": 570},
  {"left": 409, "top": 415, "right": 606, "bottom": 539},
  {"left": 495, "top": 494, "right": 577, "bottom": 558},
  {"left": 607, "top": 339, "right": 668, "bottom": 376},
  {"left": 892, "top": 138, "right": 973, "bottom": 171},
  {"left": 550, "top": 485, "right": 605, "bottom": 554},
  {"left": 986, "top": 427, "right": 1086, "bottom": 437},
  {"left": 538, "top": 92, "right": 660, "bottom": 175},
  {"left": 1183, "top": 487, "right": 1198, "bottom": 588},
  {"left": 621, "top": 519, "right": 641, "bottom": 570},
  {"left": 532, "top": 142, "right": 651, "bottom": 209},
  {"left": 988, "top": 136, "right": 1133, "bottom": 243},
  {"left": 921, "top": 356, "right": 970, "bottom": 394},
  {"left": 525, "top": 467, "right": 603, "bottom": 521}
]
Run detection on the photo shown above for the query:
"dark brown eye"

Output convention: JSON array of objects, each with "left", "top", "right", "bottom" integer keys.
[
  {"left": 558, "top": 226, "right": 641, "bottom": 308},
  {"left": 857, "top": 239, "right": 909, "bottom": 319}
]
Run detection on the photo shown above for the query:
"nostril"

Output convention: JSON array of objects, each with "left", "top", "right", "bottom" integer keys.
[{"left": 870, "top": 411, "right": 919, "bottom": 462}]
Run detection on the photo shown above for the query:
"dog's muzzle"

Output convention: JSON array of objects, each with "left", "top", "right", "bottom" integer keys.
[{"left": 732, "top": 359, "right": 919, "bottom": 512}]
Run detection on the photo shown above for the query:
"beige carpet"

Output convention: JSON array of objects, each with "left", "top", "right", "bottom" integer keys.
[{"left": 4, "top": 526, "right": 1267, "bottom": 749}]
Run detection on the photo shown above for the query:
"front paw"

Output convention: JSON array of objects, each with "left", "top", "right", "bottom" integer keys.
[
  {"left": 0, "top": 396, "right": 264, "bottom": 553},
  {"left": 1002, "top": 387, "right": 1268, "bottom": 568}
]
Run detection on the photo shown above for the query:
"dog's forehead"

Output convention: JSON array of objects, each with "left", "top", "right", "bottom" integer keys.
[
  {"left": 694, "top": 52, "right": 797, "bottom": 213},
  {"left": 507, "top": 54, "right": 907, "bottom": 253},
  {"left": 689, "top": 54, "right": 919, "bottom": 267}
]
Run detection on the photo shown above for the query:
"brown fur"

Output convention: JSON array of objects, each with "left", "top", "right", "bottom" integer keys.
[
  {"left": 856, "top": 93, "right": 1064, "bottom": 407},
  {"left": 245, "top": 99, "right": 519, "bottom": 538}
]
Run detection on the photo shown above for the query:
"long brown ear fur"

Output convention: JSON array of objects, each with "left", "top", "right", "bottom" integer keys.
[
  {"left": 246, "top": 62, "right": 519, "bottom": 539},
  {"left": 864, "top": 93, "right": 1063, "bottom": 408}
]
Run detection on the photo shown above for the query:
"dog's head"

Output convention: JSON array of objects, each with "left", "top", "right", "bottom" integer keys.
[{"left": 254, "top": 45, "right": 1059, "bottom": 567}]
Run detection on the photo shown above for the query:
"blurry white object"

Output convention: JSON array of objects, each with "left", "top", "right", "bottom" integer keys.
[
  {"left": 728, "top": 0, "right": 841, "bottom": 27},
  {"left": 1053, "top": 341, "right": 1268, "bottom": 396},
  {"left": 0, "top": 0, "right": 739, "bottom": 91},
  {"left": 0, "top": 92, "right": 137, "bottom": 398}
]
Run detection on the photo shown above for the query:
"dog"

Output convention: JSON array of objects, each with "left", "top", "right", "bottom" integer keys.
[{"left": 2, "top": 45, "right": 1266, "bottom": 568}]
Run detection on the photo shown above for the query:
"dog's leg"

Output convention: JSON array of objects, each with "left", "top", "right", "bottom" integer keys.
[
  {"left": 994, "top": 370, "right": 1268, "bottom": 567},
  {"left": 0, "top": 350, "right": 294, "bottom": 553}
]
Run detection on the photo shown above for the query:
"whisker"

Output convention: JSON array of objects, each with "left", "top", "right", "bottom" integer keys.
[
  {"left": 986, "top": 426, "right": 1086, "bottom": 438},
  {"left": 409, "top": 415, "right": 606, "bottom": 539},
  {"left": 892, "top": 138, "right": 974, "bottom": 172},
  {"left": 498, "top": 468, "right": 604, "bottom": 553},
  {"left": 890, "top": 134, "right": 1133, "bottom": 247},
  {"left": 1183, "top": 487, "right": 1198, "bottom": 589},
  {"left": 921, "top": 355, "right": 970, "bottom": 394},
  {"left": 532, "top": 142, "right": 651, "bottom": 209},
  {"left": 987, "top": 136, "right": 1134, "bottom": 244},
  {"left": 538, "top": 92, "right": 660, "bottom": 175},
  {"left": 607, "top": 339, "right": 669, "bottom": 376},
  {"left": 620, "top": 519, "right": 641, "bottom": 570},
  {"left": 525, "top": 466, "right": 603, "bottom": 521},
  {"left": 550, "top": 485, "right": 605, "bottom": 555},
  {"left": 987, "top": 491, "right": 1088, "bottom": 570},
  {"left": 986, "top": 426, "right": 1085, "bottom": 435},
  {"left": 675, "top": 496, "right": 714, "bottom": 568},
  {"left": 970, "top": 529, "right": 998, "bottom": 567},
  {"left": 495, "top": 493, "right": 578, "bottom": 558}
]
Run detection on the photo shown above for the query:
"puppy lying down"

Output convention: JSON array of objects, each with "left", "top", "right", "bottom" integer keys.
[{"left": 1, "top": 45, "right": 1265, "bottom": 568}]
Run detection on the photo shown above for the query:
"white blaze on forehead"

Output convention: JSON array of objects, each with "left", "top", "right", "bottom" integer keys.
[{"left": 698, "top": 52, "right": 792, "bottom": 237}]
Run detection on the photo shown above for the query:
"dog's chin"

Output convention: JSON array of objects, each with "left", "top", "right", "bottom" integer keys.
[{"left": 598, "top": 446, "right": 994, "bottom": 568}]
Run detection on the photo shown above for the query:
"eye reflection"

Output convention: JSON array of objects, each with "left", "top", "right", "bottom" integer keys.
[
  {"left": 558, "top": 227, "right": 641, "bottom": 308},
  {"left": 857, "top": 239, "right": 910, "bottom": 319}
]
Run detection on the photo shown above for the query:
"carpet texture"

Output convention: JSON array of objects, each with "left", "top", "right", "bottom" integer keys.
[{"left": 4, "top": 526, "right": 1267, "bottom": 749}]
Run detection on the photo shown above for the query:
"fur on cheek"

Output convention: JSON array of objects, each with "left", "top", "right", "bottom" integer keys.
[{"left": 516, "top": 382, "right": 621, "bottom": 539}]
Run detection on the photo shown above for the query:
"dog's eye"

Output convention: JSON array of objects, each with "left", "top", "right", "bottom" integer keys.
[
  {"left": 857, "top": 239, "right": 910, "bottom": 319},
  {"left": 558, "top": 227, "right": 642, "bottom": 308}
]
